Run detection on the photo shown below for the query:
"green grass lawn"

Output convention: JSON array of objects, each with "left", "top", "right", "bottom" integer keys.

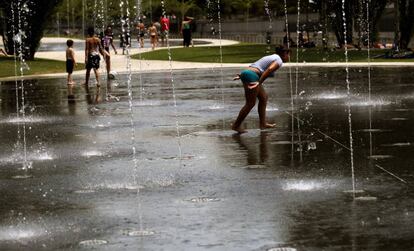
[
  {"left": 0, "top": 56, "right": 84, "bottom": 78},
  {"left": 132, "top": 43, "right": 414, "bottom": 63}
]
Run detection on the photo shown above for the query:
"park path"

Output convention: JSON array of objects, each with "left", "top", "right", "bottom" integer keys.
[
  {"left": 2, "top": 37, "right": 414, "bottom": 81},
  {"left": 34, "top": 37, "right": 245, "bottom": 76}
]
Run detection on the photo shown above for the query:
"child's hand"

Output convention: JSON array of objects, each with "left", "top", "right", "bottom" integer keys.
[{"left": 233, "top": 74, "right": 240, "bottom": 81}]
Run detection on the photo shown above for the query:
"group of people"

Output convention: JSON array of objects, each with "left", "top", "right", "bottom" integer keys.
[
  {"left": 65, "top": 26, "right": 111, "bottom": 86},
  {"left": 65, "top": 20, "right": 290, "bottom": 134},
  {"left": 136, "top": 15, "right": 170, "bottom": 50}
]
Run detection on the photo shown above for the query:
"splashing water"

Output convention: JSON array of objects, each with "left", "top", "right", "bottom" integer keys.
[
  {"left": 135, "top": 0, "right": 145, "bottom": 104},
  {"left": 342, "top": 0, "right": 356, "bottom": 198},
  {"left": 216, "top": 0, "right": 225, "bottom": 127},
  {"left": 14, "top": 0, "right": 30, "bottom": 170},
  {"left": 283, "top": 0, "right": 295, "bottom": 162},
  {"left": 294, "top": 0, "right": 303, "bottom": 161},
  {"left": 366, "top": 0, "right": 373, "bottom": 156},
  {"left": 161, "top": 0, "right": 182, "bottom": 162},
  {"left": 264, "top": 0, "right": 272, "bottom": 51}
]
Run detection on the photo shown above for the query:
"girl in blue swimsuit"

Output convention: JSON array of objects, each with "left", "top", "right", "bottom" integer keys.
[{"left": 232, "top": 46, "right": 290, "bottom": 133}]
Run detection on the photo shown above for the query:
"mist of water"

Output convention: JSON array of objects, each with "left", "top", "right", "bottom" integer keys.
[{"left": 161, "top": 0, "right": 182, "bottom": 162}]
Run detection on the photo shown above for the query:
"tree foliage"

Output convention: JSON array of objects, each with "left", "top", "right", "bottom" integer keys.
[{"left": 0, "top": 0, "right": 63, "bottom": 60}]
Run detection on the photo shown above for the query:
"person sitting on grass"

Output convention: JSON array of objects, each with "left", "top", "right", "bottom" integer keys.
[{"left": 232, "top": 45, "right": 290, "bottom": 134}]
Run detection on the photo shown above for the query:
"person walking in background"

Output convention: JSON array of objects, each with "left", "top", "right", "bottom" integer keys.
[
  {"left": 120, "top": 26, "right": 131, "bottom": 55},
  {"left": 160, "top": 15, "right": 170, "bottom": 46},
  {"left": 148, "top": 22, "right": 158, "bottom": 50},
  {"left": 153, "top": 20, "right": 161, "bottom": 44},
  {"left": 66, "top": 39, "right": 76, "bottom": 85},
  {"left": 136, "top": 20, "right": 146, "bottom": 48},
  {"left": 85, "top": 27, "right": 109, "bottom": 87},
  {"left": 181, "top": 16, "right": 193, "bottom": 47},
  {"left": 231, "top": 46, "right": 290, "bottom": 134},
  {"left": 101, "top": 26, "right": 117, "bottom": 77}
]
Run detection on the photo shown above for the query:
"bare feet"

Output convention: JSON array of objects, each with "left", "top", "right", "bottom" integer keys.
[
  {"left": 232, "top": 125, "right": 247, "bottom": 134},
  {"left": 260, "top": 123, "right": 276, "bottom": 130}
]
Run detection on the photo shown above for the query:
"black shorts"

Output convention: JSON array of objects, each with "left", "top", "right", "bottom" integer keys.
[
  {"left": 66, "top": 59, "right": 74, "bottom": 73},
  {"left": 86, "top": 53, "right": 100, "bottom": 70}
]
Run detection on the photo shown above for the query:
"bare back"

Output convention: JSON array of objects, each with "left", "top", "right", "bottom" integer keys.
[{"left": 85, "top": 36, "right": 101, "bottom": 55}]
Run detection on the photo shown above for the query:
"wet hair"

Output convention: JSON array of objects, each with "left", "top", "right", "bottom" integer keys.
[
  {"left": 66, "top": 39, "right": 74, "bottom": 47},
  {"left": 87, "top": 27, "right": 95, "bottom": 36},
  {"left": 275, "top": 45, "right": 290, "bottom": 56}
]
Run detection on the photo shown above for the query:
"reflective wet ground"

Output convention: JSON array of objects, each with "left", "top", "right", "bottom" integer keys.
[{"left": 0, "top": 67, "right": 414, "bottom": 250}]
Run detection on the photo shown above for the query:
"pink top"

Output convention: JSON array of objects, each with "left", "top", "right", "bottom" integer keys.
[{"left": 160, "top": 17, "right": 170, "bottom": 31}]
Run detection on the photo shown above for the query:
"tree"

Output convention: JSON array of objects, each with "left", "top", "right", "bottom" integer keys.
[
  {"left": 0, "top": 0, "right": 63, "bottom": 60},
  {"left": 397, "top": 0, "right": 414, "bottom": 49}
]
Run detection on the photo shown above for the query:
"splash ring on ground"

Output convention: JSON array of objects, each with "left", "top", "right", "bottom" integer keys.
[
  {"left": 267, "top": 247, "right": 297, "bottom": 251},
  {"left": 126, "top": 230, "right": 155, "bottom": 236},
  {"left": 187, "top": 197, "right": 221, "bottom": 203},
  {"left": 79, "top": 239, "right": 108, "bottom": 246}
]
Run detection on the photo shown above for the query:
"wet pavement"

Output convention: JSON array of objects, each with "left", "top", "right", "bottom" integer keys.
[{"left": 0, "top": 67, "right": 414, "bottom": 250}]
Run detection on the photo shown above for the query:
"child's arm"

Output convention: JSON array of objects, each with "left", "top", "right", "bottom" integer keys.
[
  {"left": 110, "top": 39, "right": 117, "bottom": 54},
  {"left": 70, "top": 48, "right": 76, "bottom": 65},
  {"left": 233, "top": 74, "right": 240, "bottom": 80},
  {"left": 258, "top": 61, "right": 280, "bottom": 85},
  {"left": 85, "top": 40, "right": 89, "bottom": 63}
]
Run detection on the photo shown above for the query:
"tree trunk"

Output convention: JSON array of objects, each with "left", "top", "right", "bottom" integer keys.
[
  {"left": 398, "top": 0, "right": 414, "bottom": 50},
  {"left": 0, "top": 0, "right": 63, "bottom": 60}
]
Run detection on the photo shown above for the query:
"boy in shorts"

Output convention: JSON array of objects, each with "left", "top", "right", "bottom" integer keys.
[
  {"left": 66, "top": 39, "right": 76, "bottom": 85},
  {"left": 85, "top": 27, "right": 109, "bottom": 86}
]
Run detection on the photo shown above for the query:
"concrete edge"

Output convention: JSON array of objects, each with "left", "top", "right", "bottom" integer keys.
[{"left": 2, "top": 62, "right": 414, "bottom": 82}]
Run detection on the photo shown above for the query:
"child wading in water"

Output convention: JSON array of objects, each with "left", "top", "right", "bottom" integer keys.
[
  {"left": 232, "top": 46, "right": 290, "bottom": 134},
  {"left": 85, "top": 27, "right": 109, "bottom": 86},
  {"left": 66, "top": 39, "right": 76, "bottom": 85}
]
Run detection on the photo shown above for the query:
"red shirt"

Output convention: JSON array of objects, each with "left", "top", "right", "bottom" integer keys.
[{"left": 160, "top": 17, "right": 170, "bottom": 31}]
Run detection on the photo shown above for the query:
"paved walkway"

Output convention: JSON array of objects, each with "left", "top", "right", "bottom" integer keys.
[
  {"left": 2, "top": 37, "right": 414, "bottom": 81},
  {"left": 35, "top": 37, "right": 244, "bottom": 76}
]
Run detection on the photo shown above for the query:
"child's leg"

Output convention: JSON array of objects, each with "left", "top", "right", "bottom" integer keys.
[
  {"left": 257, "top": 85, "right": 275, "bottom": 129},
  {"left": 94, "top": 68, "right": 100, "bottom": 86},
  {"left": 85, "top": 68, "right": 91, "bottom": 85},
  {"left": 232, "top": 83, "right": 258, "bottom": 133},
  {"left": 106, "top": 55, "right": 111, "bottom": 74},
  {"left": 68, "top": 73, "right": 74, "bottom": 84}
]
